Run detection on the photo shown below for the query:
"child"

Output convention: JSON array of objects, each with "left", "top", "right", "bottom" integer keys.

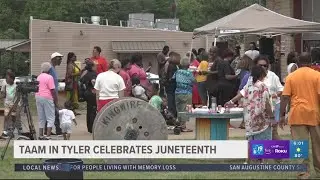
[
  {"left": 0, "top": 72, "right": 22, "bottom": 138},
  {"left": 160, "top": 97, "right": 177, "bottom": 126},
  {"left": 131, "top": 76, "right": 148, "bottom": 101},
  {"left": 59, "top": 101, "right": 77, "bottom": 140},
  {"left": 149, "top": 83, "right": 163, "bottom": 111}
]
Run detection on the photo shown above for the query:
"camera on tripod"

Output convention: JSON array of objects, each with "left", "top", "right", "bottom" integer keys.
[
  {"left": 1, "top": 75, "right": 40, "bottom": 160},
  {"left": 16, "top": 75, "right": 39, "bottom": 94}
]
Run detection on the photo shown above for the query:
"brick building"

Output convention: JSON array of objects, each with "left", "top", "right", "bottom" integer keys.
[
  {"left": 266, "top": 0, "right": 320, "bottom": 79},
  {"left": 28, "top": 18, "right": 204, "bottom": 79}
]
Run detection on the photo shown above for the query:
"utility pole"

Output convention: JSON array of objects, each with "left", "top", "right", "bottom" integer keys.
[{"left": 171, "top": 0, "right": 177, "bottom": 19}]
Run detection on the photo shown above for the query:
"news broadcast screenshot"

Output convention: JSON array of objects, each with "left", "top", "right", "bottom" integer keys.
[{"left": 1, "top": 1, "right": 320, "bottom": 179}]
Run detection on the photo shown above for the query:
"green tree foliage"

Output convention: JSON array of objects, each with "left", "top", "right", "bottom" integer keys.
[
  {"left": 0, "top": 0, "right": 262, "bottom": 77},
  {"left": 0, "top": 28, "right": 28, "bottom": 77},
  {"left": 178, "top": 0, "right": 261, "bottom": 31}
]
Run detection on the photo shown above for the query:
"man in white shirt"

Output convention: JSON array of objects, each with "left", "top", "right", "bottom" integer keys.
[{"left": 94, "top": 59, "right": 126, "bottom": 112}]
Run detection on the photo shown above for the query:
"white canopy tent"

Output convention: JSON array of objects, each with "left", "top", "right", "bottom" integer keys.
[
  {"left": 193, "top": 3, "right": 320, "bottom": 37},
  {"left": 189, "top": 3, "right": 320, "bottom": 107}
]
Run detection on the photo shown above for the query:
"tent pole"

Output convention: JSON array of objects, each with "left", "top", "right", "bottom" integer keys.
[
  {"left": 214, "top": 27, "right": 218, "bottom": 46},
  {"left": 206, "top": 35, "right": 209, "bottom": 50},
  {"left": 214, "top": 36, "right": 217, "bottom": 46},
  {"left": 244, "top": 34, "right": 246, "bottom": 50}
]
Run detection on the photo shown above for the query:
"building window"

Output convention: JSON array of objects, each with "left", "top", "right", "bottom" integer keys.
[{"left": 302, "top": 0, "right": 320, "bottom": 50}]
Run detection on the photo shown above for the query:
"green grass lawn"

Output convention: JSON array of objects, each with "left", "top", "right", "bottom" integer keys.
[{"left": 0, "top": 136, "right": 317, "bottom": 179}]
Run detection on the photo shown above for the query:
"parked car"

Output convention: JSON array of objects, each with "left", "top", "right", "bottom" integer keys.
[{"left": 146, "top": 72, "right": 159, "bottom": 84}]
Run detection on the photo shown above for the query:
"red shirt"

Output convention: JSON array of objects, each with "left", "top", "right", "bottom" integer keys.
[
  {"left": 119, "top": 69, "right": 132, "bottom": 96},
  {"left": 91, "top": 56, "right": 108, "bottom": 74}
]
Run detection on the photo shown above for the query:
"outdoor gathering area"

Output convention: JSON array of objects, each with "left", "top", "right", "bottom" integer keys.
[{"left": 0, "top": 0, "right": 320, "bottom": 179}]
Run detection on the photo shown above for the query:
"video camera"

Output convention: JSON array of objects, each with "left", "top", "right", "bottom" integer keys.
[
  {"left": 1, "top": 75, "right": 39, "bottom": 160},
  {"left": 16, "top": 75, "right": 39, "bottom": 94}
]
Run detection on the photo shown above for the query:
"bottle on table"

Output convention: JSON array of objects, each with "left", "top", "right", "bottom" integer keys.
[
  {"left": 218, "top": 105, "right": 222, "bottom": 112},
  {"left": 225, "top": 105, "right": 230, "bottom": 113},
  {"left": 211, "top": 97, "right": 217, "bottom": 113}
]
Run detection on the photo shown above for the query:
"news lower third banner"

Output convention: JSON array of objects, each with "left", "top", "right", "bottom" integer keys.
[
  {"left": 13, "top": 140, "right": 308, "bottom": 159},
  {"left": 14, "top": 140, "right": 248, "bottom": 159},
  {"left": 15, "top": 164, "right": 307, "bottom": 172}
]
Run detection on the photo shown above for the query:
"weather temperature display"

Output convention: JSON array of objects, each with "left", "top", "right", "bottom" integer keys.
[{"left": 290, "top": 140, "right": 308, "bottom": 159}]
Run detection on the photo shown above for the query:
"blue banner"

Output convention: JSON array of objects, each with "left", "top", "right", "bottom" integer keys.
[{"left": 15, "top": 164, "right": 307, "bottom": 172}]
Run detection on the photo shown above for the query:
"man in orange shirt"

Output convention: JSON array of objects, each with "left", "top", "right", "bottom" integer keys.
[
  {"left": 280, "top": 52, "right": 320, "bottom": 179},
  {"left": 91, "top": 46, "right": 108, "bottom": 74}
]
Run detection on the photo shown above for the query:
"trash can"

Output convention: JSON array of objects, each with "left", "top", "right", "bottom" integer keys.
[{"left": 43, "top": 159, "right": 83, "bottom": 179}]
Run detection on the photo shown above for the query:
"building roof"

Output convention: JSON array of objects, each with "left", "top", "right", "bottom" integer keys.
[
  {"left": 0, "top": 39, "right": 27, "bottom": 49},
  {"left": 112, "top": 41, "right": 166, "bottom": 53},
  {"left": 0, "top": 39, "right": 30, "bottom": 52}
]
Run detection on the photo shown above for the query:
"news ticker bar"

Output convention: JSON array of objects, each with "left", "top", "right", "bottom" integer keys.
[
  {"left": 15, "top": 164, "right": 307, "bottom": 172},
  {"left": 14, "top": 140, "right": 309, "bottom": 159}
]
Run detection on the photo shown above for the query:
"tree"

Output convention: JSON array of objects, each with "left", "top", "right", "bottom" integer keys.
[
  {"left": 178, "top": 0, "right": 260, "bottom": 32},
  {"left": 0, "top": 0, "right": 262, "bottom": 77}
]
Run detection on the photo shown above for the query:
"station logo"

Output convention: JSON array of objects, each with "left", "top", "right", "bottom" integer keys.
[
  {"left": 252, "top": 144, "right": 264, "bottom": 155},
  {"left": 249, "top": 140, "right": 290, "bottom": 159}
]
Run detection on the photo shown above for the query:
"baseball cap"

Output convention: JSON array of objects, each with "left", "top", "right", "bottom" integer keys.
[
  {"left": 245, "top": 50, "right": 259, "bottom": 60},
  {"left": 51, "top": 52, "right": 63, "bottom": 59}
]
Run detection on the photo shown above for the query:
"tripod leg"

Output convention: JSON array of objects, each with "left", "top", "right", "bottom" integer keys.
[
  {"left": 1, "top": 116, "right": 15, "bottom": 160},
  {"left": 25, "top": 105, "right": 37, "bottom": 140},
  {"left": 1, "top": 134, "right": 13, "bottom": 160}
]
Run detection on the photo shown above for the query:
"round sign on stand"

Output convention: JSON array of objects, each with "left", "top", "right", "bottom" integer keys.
[{"left": 93, "top": 97, "right": 168, "bottom": 164}]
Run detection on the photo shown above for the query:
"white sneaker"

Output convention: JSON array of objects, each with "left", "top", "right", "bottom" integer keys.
[{"left": 44, "top": 136, "right": 51, "bottom": 140}]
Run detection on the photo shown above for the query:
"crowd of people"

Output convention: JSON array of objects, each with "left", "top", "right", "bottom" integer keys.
[
  {"left": 0, "top": 42, "right": 319, "bottom": 178},
  {"left": 0, "top": 46, "right": 169, "bottom": 139},
  {"left": 226, "top": 47, "right": 320, "bottom": 178},
  {"left": 157, "top": 44, "right": 319, "bottom": 177}
]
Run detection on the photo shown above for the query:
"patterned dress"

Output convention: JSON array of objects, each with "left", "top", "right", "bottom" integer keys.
[{"left": 241, "top": 80, "right": 272, "bottom": 138}]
